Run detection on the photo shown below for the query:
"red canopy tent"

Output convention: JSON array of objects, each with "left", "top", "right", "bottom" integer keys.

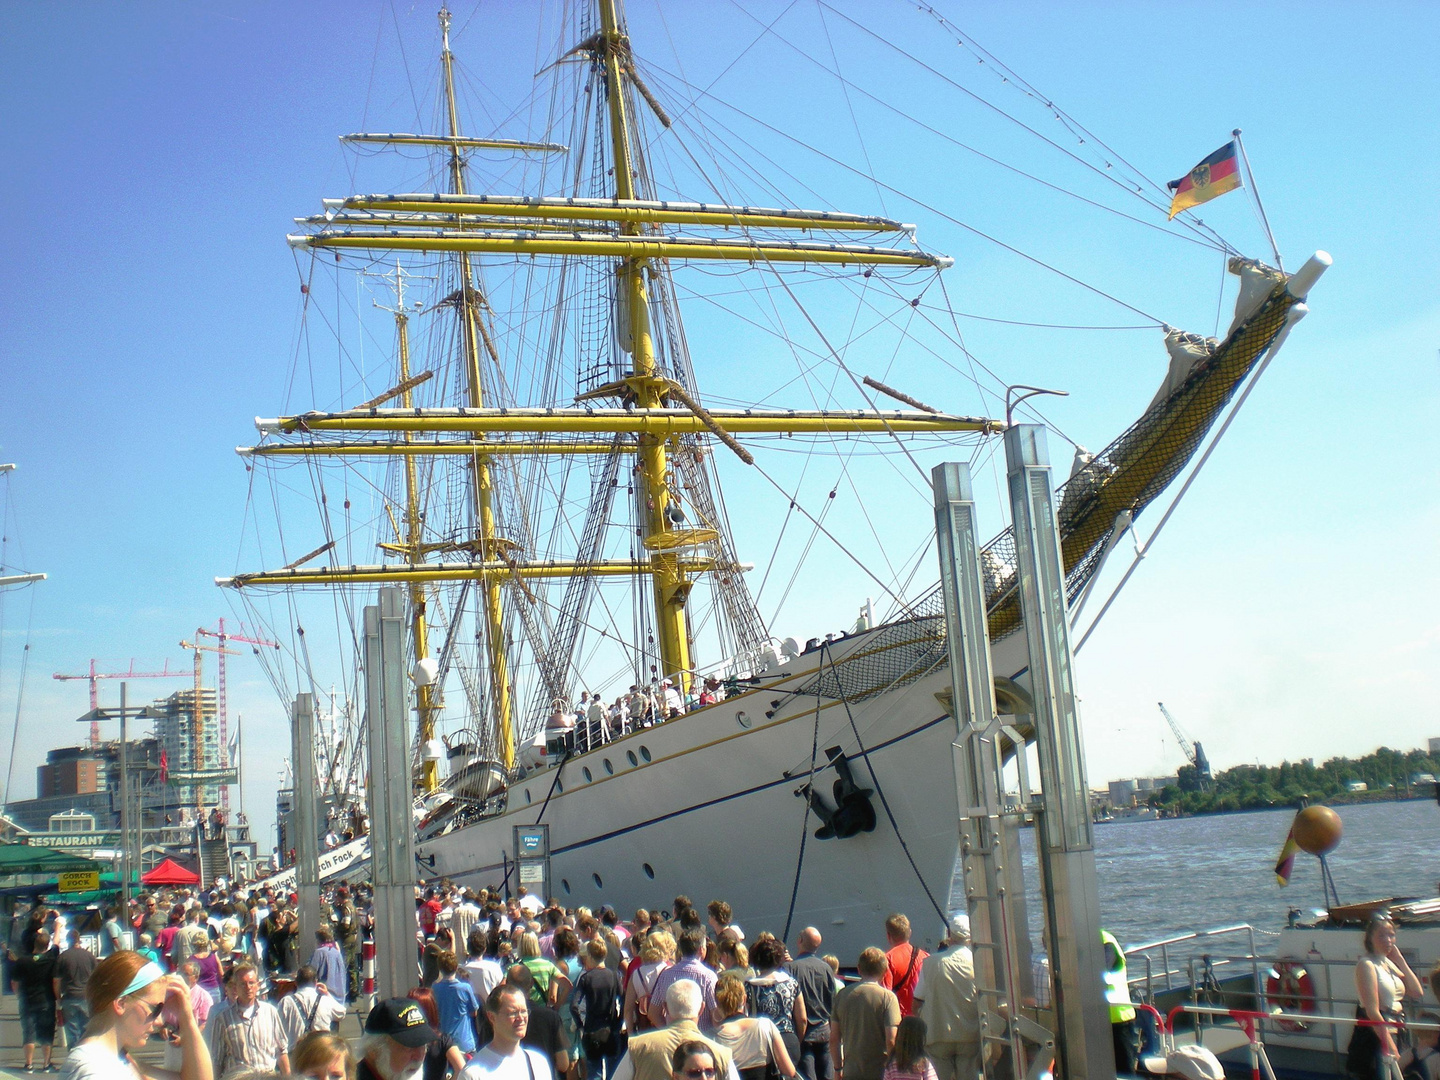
[{"left": 141, "top": 858, "right": 200, "bottom": 886}]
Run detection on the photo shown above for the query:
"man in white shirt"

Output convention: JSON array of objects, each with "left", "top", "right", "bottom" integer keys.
[
  {"left": 279, "top": 964, "right": 347, "bottom": 1048},
  {"left": 204, "top": 963, "right": 290, "bottom": 1079},
  {"left": 465, "top": 931, "right": 505, "bottom": 1002},
  {"left": 461, "top": 984, "right": 554, "bottom": 1080}
]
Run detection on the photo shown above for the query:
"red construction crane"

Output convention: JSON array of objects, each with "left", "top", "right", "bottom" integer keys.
[
  {"left": 197, "top": 619, "right": 280, "bottom": 810},
  {"left": 53, "top": 659, "right": 188, "bottom": 747}
]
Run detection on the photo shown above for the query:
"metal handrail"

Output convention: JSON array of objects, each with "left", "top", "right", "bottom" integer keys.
[{"left": 1164, "top": 1003, "right": 1434, "bottom": 1080}]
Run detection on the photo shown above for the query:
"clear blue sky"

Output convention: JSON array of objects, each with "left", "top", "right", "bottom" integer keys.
[{"left": 2, "top": 2, "right": 1437, "bottom": 850}]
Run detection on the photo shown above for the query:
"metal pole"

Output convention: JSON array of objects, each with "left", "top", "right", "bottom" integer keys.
[
  {"left": 119, "top": 682, "right": 131, "bottom": 911},
  {"left": 365, "top": 587, "right": 418, "bottom": 998},
  {"left": 292, "top": 694, "right": 321, "bottom": 948},
  {"left": 932, "top": 462, "right": 1033, "bottom": 1077},
  {"left": 1003, "top": 424, "right": 1113, "bottom": 1080}
]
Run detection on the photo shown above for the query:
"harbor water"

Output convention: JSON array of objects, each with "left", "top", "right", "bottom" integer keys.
[{"left": 950, "top": 799, "right": 1439, "bottom": 957}]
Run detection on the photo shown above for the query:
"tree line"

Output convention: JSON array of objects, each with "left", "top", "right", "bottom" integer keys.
[{"left": 1146, "top": 746, "right": 1440, "bottom": 815}]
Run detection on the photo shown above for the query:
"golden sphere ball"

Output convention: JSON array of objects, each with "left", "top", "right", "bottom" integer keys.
[{"left": 1293, "top": 805, "right": 1343, "bottom": 856}]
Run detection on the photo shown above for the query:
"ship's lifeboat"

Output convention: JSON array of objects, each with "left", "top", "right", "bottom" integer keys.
[{"left": 1264, "top": 961, "right": 1317, "bottom": 1031}]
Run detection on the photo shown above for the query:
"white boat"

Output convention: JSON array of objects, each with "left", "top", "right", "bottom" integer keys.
[{"left": 222, "top": 2, "right": 1327, "bottom": 968}]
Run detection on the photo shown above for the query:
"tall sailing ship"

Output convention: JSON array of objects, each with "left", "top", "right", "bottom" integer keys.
[{"left": 225, "top": 2, "right": 1325, "bottom": 960}]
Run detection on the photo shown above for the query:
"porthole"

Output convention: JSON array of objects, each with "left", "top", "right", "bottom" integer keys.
[
  {"left": 561, "top": 879, "right": 571, "bottom": 894},
  {"left": 525, "top": 789, "right": 532, "bottom": 804},
  {"left": 603, "top": 758, "right": 614, "bottom": 775},
  {"left": 639, "top": 745, "right": 652, "bottom": 762},
  {"left": 736, "top": 710, "right": 752, "bottom": 729},
  {"left": 643, "top": 862, "right": 655, "bottom": 879},
  {"left": 626, "top": 750, "right": 638, "bottom": 767},
  {"left": 582, "top": 767, "right": 593, "bottom": 782},
  {"left": 593, "top": 873, "right": 604, "bottom": 889}
]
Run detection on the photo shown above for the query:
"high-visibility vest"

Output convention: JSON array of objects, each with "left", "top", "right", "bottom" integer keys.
[{"left": 1101, "top": 929, "right": 1135, "bottom": 1024}]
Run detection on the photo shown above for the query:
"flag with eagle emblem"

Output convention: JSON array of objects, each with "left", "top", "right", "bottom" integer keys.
[{"left": 1168, "top": 140, "right": 1241, "bottom": 219}]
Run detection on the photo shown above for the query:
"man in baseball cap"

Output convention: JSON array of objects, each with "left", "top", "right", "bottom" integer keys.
[{"left": 359, "top": 997, "right": 438, "bottom": 1080}]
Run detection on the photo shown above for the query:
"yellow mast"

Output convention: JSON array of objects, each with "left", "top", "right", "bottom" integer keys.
[
  {"left": 228, "top": 5, "right": 1001, "bottom": 753},
  {"left": 378, "top": 264, "right": 442, "bottom": 791},
  {"left": 595, "top": 0, "right": 693, "bottom": 690},
  {"left": 439, "top": 7, "right": 515, "bottom": 769}
]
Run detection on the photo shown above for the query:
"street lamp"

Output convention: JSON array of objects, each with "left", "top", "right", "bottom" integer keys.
[{"left": 79, "top": 685, "right": 164, "bottom": 910}]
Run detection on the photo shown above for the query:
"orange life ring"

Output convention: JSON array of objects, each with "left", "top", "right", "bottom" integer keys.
[{"left": 1265, "top": 961, "right": 1316, "bottom": 1031}]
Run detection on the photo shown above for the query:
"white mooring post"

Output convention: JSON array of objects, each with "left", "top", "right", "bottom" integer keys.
[
  {"left": 365, "top": 587, "right": 419, "bottom": 999},
  {"left": 292, "top": 693, "right": 321, "bottom": 947},
  {"left": 1004, "top": 425, "right": 1114, "bottom": 1080}
]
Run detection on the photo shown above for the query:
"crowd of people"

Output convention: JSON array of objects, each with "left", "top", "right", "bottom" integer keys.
[
  {"left": 5, "top": 881, "right": 981, "bottom": 1080},
  {"left": 542, "top": 678, "right": 729, "bottom": 758}
]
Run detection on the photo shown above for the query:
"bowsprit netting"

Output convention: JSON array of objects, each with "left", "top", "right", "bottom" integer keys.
[{"left": 799, "top": 269, "right": 1298, "bottom": 699}]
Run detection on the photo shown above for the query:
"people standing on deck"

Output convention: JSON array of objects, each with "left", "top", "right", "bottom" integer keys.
[
  {"left": 911, "top": 915, "right": 977, "bottom": 1080},
  {"left": 660, "top": 680, "right": 684, "bottom": 719},
  {"left": 627, "top": 687, "right": 651, "bottom": 729},
  {"left": 879, "top": 916, "right": 926, "bottom": 1018}
]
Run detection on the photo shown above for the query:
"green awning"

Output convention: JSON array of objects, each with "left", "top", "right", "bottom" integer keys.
[{"left": 0, "top": 842, "right": 103, "bottom": 877}]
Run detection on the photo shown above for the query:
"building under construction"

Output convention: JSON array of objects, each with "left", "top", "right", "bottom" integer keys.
[{"left": 152, "top": 687, "right": 226, "bottom": 810}]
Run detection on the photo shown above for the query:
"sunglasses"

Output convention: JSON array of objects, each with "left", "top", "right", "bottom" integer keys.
[
  {"left": 684, "top": 1070, "right": 717, "bottom": 1078},
  {"left": 128, "top": 997, "right": 165, "bottom": 1023}
]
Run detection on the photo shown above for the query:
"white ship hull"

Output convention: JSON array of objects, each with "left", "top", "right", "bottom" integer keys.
[{"left": 419, "top": 616, "right": 1031, "bottom": 963}]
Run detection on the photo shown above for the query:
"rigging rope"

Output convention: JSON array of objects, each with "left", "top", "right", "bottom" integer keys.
[
  {"left": 782, "top": 678, "right": 825, "bottom": 944},
  {"left": 824, "top": 641, "right": 948, "bottom": 925}
]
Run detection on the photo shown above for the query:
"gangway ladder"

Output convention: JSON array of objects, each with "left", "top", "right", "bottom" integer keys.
[{"left": 934, "top": 461, "right": 1054, "bottom": 1080}]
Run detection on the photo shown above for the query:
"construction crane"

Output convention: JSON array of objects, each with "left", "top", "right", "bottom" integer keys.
[
  {"left": 54, "top": 659, "right": 187, "bottom": 748},
  {"left": 179, "top": 635, "right": 240, "bottom": 821},
  {"left": 1158, "top": 701, "right": 1213, "bottom": 790},
  {"left": 196, "top": 619, "right": 280, "bottom": 810}
]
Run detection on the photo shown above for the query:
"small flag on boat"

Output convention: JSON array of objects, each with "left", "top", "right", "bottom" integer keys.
[
  {"left": 159, "top": 749, "right": 168, "bottom": 784},
  {"left": 1167, "top": 140, "right": 1241, "bottom": 219},
  {"left": 1274, "top": 825, "right": 1299, "bottom": 886}
]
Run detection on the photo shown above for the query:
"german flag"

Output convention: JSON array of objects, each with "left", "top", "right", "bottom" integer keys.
[
  {"left": 1274, "top": 825, "right": 1299, "bottom": 887},
  {"left": 1167, "top": 140, "right": 1241, "bottom": 219}
]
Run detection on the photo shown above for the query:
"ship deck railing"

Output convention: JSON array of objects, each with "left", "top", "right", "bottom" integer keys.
[
  {"left": 1126, "top": 932, "right": 1432, "bottom": 1076},
  {"left": 1157, "top": 1003, "right": 1439, "bottom": 1080}
]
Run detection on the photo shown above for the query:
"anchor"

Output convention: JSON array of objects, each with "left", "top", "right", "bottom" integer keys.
[{"left": 795, "top": 746, "right": 877, "bottom": 840}]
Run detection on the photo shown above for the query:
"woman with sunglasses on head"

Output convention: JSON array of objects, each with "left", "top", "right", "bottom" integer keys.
[
  {"left": 1348, "top": 914, "right": 1424, "bottom": 1080},
  {"left": 61, "top": 949, "right": 214, "bottom": 1080}
]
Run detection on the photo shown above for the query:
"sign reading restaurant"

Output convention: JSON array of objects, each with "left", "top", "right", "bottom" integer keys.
[{"left": 21, "top": 832, "right": 121, "bottom": 851}]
